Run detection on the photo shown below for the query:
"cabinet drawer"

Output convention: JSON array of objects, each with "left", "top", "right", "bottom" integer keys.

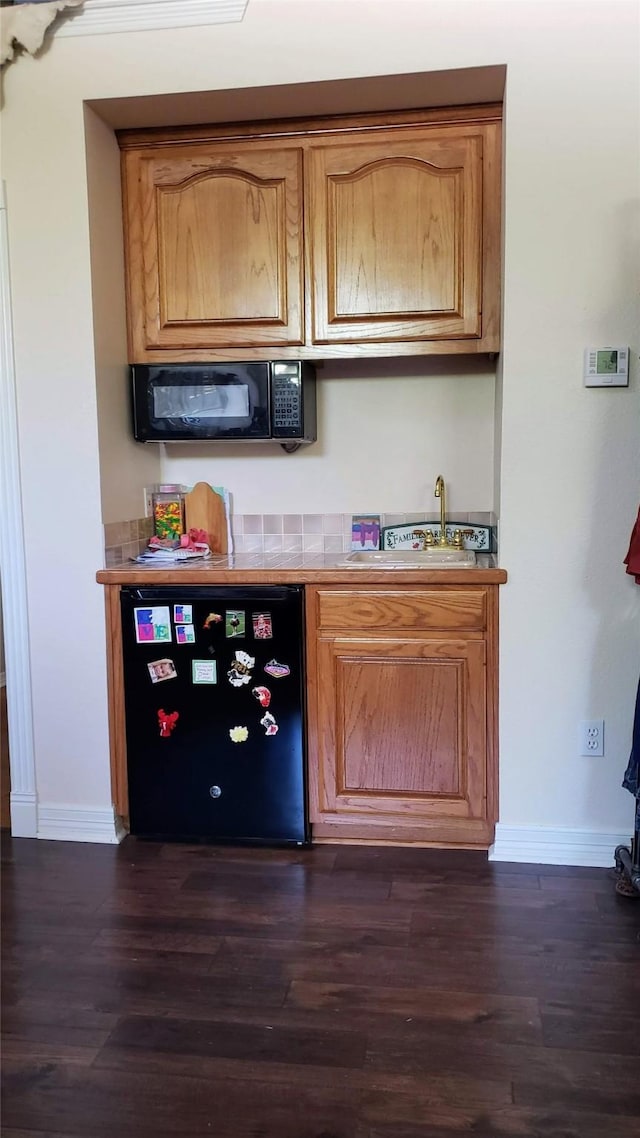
[{"left": 315, "top": 589, "right": 486, "bottom": 632}]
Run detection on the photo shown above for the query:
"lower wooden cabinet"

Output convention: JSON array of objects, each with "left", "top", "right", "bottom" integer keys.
[{"left": 305, "top": 586, "right": 498, "bottom": 847}]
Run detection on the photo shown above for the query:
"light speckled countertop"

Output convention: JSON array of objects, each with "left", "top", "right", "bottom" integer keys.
[{"left": 97, "top": 552, "right": 506, "bottom": 586}]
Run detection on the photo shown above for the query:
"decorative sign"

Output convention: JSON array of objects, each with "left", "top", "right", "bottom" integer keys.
[{"left": 381, "top": 522, "right": 492, "bottom": 552}]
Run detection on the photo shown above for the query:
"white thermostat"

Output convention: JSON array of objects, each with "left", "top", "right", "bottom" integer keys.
[{"left": 584, "top": 346, "right": 629, "bottom": 387}]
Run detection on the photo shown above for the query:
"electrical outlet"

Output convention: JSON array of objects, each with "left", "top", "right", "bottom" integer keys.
[
  {"left": 143, "top": 488, "right": 154, "bottom": 518},
  {"left": 580, "top": 719, "right": 604, "bottom": 757}
]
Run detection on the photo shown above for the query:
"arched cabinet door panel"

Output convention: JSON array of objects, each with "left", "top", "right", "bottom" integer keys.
[
  {"left": 122, "top": 142, "right": 304, "bottom": 357},
  {"left": 306, "top": 125, "right": 488, "bottom": 346}
]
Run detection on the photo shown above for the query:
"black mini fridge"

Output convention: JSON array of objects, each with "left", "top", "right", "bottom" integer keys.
[{"left": 120, "top": 585, "right": 308, "bottom": 845}]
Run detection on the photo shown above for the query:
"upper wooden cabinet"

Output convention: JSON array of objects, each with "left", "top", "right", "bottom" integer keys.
[
  {"left": 307, "top": 126, "right": 485, "bottom": 346},
  {"left": 121, "top": 140, "right": 304, "bottom": 355},
  {"left": 118, "top": 106, "right": 501, "bottom": 362}
]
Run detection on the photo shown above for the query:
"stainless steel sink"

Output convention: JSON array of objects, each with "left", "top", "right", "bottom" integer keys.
[{"left": 337, "top": 549, "right": 477, "bottom": 569}]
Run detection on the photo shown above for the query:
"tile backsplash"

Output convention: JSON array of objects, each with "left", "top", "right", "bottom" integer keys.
[
  {"left": 104, "top": 516, "right": 153, "bottom": 566},
  {"left": 104, "top": 511, "right": 496, "bottom": 563},
  {"left": 231, "top": 512, "right": 496, "bottom": 555}
]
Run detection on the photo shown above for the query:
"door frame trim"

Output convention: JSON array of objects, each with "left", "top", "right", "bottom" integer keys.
[{"left": 0, "top": 182, "right": 37, "bottom": 837}]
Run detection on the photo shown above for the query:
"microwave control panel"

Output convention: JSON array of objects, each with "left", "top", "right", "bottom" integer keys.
[{"left": 272, "top": 365, "right": 303, "bottom": 435}]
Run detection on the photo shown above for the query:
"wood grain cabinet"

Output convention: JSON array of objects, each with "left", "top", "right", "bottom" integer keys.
[
  {"left": 305, "top": 586, "right": 499, "bottom": 847},
  {"left": 118, "top": 106, "right": 501, "bottom": 362},
  {"left": 120, "top": 140, "right": 305, "bottom": 358},
  {"left": 306, "top": 123, "right": 498, "bottom": 349}
]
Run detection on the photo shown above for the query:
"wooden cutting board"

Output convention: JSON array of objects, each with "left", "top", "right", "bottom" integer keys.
[{"left": 184, "top": 482, "right": 228, "bottom": 554}]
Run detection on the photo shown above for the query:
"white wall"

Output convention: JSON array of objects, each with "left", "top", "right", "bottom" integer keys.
[
  {"left": 84, "top": 106, "right": 161, "bottom": 525},
  {"left": 162, "top": 357, "right": 496, "bottom": 514},
  {"left": 2, "top": 0, "right": 639, "bottom": 846}
]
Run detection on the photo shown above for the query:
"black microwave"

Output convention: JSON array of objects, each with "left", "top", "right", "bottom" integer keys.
[{"left": 131, "top": 362, "right": 317, "bottom": 447}]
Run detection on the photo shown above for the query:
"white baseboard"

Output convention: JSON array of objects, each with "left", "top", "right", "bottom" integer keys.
[
  {"left": 489, "top": 823, "right": 632, "bottom": 868},
  {"left": 10, "top": 791, "right": 37, "bottom": 838},
  {"left": 37, "top": 804, "right": 123, "bottom": 844}
]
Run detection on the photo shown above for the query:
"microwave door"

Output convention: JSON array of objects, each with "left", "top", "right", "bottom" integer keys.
[
  {"left": 142, "top": 365, "right": 270, "bottom": 440},
  {"left": 153, "top": 383, "right": 250, "bottom": 421}
]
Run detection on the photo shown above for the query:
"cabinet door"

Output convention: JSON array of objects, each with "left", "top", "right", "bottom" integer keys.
[
  {"left": 122, "top": 142, "right": 304, "bottom": 358},
  {"left": 311, "top": 635, "right": 486, "bottom": 831},
  {"left": 306, "top": 125, "right": 486, "bottom": 346}
]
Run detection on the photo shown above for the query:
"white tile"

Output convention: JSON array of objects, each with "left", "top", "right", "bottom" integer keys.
[
  {"left": 282, "top": 534, "right": 302, "bottom": 551},
  {"left": 323, "top": 535, "right": 343, "bottom": 552},
  {"left": 303, "top": 514, "right": 323, "bottom": 534},
  {"left": 322, "top": 513, "right": 343, "bottom": 534},
  {"left": 263, "top": 514, "right": 283, "bottom": 534},
  {"left": 264, "top": 534, "right": 283, "bottom": 552},
  {"left": 283, "top": 514, "right": 302, "bottom": 534},
  {"left": 303, "top": 534, "right": 323, "bottom": 552},
  {"left": 243, "top": 534, "right": 263, "bottom": 553},
  {"left": 243, "top": 514, "right": 263, "bottom": 535}
]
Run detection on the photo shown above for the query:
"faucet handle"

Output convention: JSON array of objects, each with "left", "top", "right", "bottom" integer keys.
[
  {"left": 412, "top": 528, "right": 435, "bottom": 550},
  {"left": 452, "top": 529, "right": 464, "bottom": 549}
]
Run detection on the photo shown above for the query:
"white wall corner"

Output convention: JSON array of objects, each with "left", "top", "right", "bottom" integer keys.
[
  {"left": 489, "top": 823, "right": 631, "bottom": 868},
  {"left": 58, "top": 0, "right": 249, "bottom": 37},
  {"left": 37, "top": 804, "right": 123, "bottom": 844}
]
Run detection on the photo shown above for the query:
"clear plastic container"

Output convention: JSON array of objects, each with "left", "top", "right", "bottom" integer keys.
[{"left": 151, "top": 485, "right": 186, "bottom": 541}]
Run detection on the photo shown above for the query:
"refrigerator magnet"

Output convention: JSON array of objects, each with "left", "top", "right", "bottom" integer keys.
[
  {"left": 173, "top": 604, "right": 193, "bottom": 625},
  {"left": 252, "top": 612, "right": 273, "bottom": 639},
  {"left": 158, "top": 708, "right": 179, "bottom": 737},
  {"left": 264, "top": 659, "right": 290, "bottom": 679},
  {"left": 251, "top": 685, "right": 271, "bottom": 708},
  {"left": 192, "top": 659, "right": 217, "bottom": 684},
  {"left": 260, "top": 711, "right": 279, "bottom": 737},
  {"left": 134, "top": 606, "right": 172, "bottom": 644},
  {"left": 229, "top": 725, "right": 249, "bottom": 743},
  {"left": 203, "top": 612, "right": 223, "bottom": 629},
  {"left": 147, "top": 658, "right": 177, "bottom": 684},
  {"left": 176, "top": 624, "right": 196, "bottom": 645},
  {"left": 227, "top": 650, "right": 255, "bottom": 687},
  {"left": 225, "top": 610, "right": 245, "bottom": 638}
]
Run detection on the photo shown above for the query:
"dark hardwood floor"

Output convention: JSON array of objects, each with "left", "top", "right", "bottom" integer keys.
[{"left": 1, "top": 834, "right": 639, "bottom": 1138}]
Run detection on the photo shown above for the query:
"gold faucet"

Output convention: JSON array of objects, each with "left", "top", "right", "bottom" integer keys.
[
  {"left": 434, "top": 475, "right": 463, "bottom": 549},
  {"left": 412, "top": 477, "right": 464, "bottom": 551}
]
